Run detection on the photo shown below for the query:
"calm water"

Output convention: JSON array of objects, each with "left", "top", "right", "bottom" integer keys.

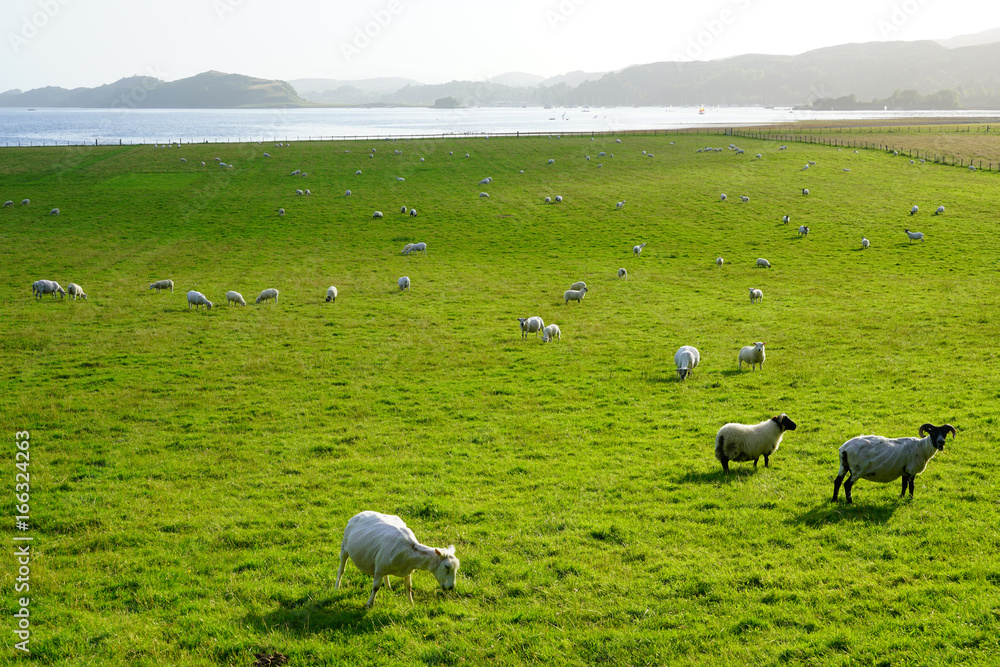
[{"left": 2, "top": 106, "right": 1000, "bottom": 145}]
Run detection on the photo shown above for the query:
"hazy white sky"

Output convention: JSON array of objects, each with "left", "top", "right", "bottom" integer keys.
[{"left": 3, "top": 0, "right": 999, "bottom": 90}]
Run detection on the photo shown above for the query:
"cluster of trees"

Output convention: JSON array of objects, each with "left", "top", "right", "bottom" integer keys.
[{"left": 806, "top": 89, "right": 962, "bottom": 111}]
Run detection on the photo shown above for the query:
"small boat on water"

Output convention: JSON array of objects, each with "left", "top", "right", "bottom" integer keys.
[{"left": 698, "top": 106, "right": 706, "bottom": 115}]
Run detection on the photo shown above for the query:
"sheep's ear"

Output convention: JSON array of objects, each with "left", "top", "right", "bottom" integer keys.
[{"left": 435, "top": 548, "right": 444, "bottom": 557}]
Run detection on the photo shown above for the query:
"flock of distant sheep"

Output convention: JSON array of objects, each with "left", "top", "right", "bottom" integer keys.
[{"left": 18, "top": 134, "right": 963, "bottom": 607}]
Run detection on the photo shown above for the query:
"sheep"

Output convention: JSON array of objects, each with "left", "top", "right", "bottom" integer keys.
[
  {"left": 544, "top": 197, "right": 551, "bottom": 204},
  {"left": 373, "top": 211, "right": 384, "bottom": 219},
  {"left": 304, "top": 189, "right": 311, "bottom": 195},
  {"left": 479, "top": 192, "right": 490, "bottom": 198},
  {"left": 909, "top": 205, "right": 920, "bottom": 216},
  {"left": 616, "top": 200, "right": 626, "bottom": 210},
  {"left": 326, "top": 286, "right": 338, "bottom": 302},
  {"left": 547, "top": 159, "right": 555, "bottom": 164},
  {"left": 618, "top": 267, "right": 627, "bottom": 279},
  {"left": 720, "top": 194, "right": 727, "bottom": 201},
  {"left": 3, "top": 200, "right": 13, "bottom": 207},
  {"left": 187, "top": 290, "right": 213, "bottom": 310},
  {"left": 674, "top": 345, "right": 700, "bottom": 381},
  {"left": 598, "top": 151, "right": 606, "bottom": 157},
  {"left": 798, "top": 225, "right": 810, "bottom": 236},
  {"left": 542, "top": 323, "right": 561, "bottom": 343},
  {"left": 396, "top": 177, "right": 405, "bottom": 181},
  {"left": 518, "top": 316, "right": 544, "bottom": 338},
  {"left": 345, "top": 190, "right": 352, "bottom": 196},
  {"left": 263, "top": 153, "right": 270, "bottom": 158},
  {"left": 738, "top": 341, "right": 766, "bottom": 370},
  {"left": 256, "top": 288, "right": 279, "bottom": 304},
  {"left": 226, "top": 291, "right": 246, "bottom": 306},
  {"left": 756, "top": 258, "right": 771, "bottom": 268},
  {"left": 862, "top": 236, "right": 870, "bottom": 249},
  {"left": 67, "top": 283, "right": 87, "bottom": 300},
  {"left": 291, "top": 169, "right": 300, "bottom": 176},
  {"left": 400, "top": 206, "right": 408, "bottom": 214},
  {"left": 749, "top": 288, "right": 763, "bottom": 304},
  {"left": 716, "top": 257, "right": 724, "bottom": 267},
  {"left": 756, "top": 153, "right": 762, "bottom": 159},
  {"left": 633, "top": 243, "right": 646, "bottom": 257},
  {"left": 479, "top": 178, "right": 491, "bottom": 185},
  {"left": 149, "top": 279, "right": 174, "bottom": 293},
  {"left": 833, "top": 424, "right": 956, "bottom": 503},
  {"left": 296, "top": 189, "right": 304, "bottom": 195},
  {"left": 554, "top": 195, "right": 563, "bottom": 203},
  {"left": 465, "top": 154, "right": 470, "bottom": 158},
  {"left": 570, "top": 281, "right": 587, "bottom": 290},
  {"left": 782, "top": 215, "right": 790, "bottom": 224},
  {"left": 715, "top": 413, "right": 797, "bottom": 473},
  {"left": 801, "top": 188, "right": 809, "bottom": 195},
  {"left": 843, "top": 168, "right": 851, "bottom": 172},
  {"left": 21, "top": 199, "right": 30, "bottom": 206},
  {"left": 32, "top": 280, "right": 65, "bottom": 299},
  {"left": 935, "top": 205, "right": 945, "bottom": 215},
  {"left": 49, "top": 208, "right": 60, "bottom": 216},
  {"left": 905, "top": 229, "right": 924, "bottom": 244},
  {"left": 409, "top": 209, "right": 417, "bottom": 217},
  {"left": 335, "top": 510, "right": 459, "bottom": 608},
  {"left": 564, "top": 287, "right": 588, "bottom": 304},
  {"left": 398, "top": 276, "right": 410, "bottom": 291},
  {"left": 404, "top": 242, "right": 427, "bottom": 255},
  {"left": 356, "top": 170, "right": 362, "bottom": 175},
  {"left": 740, "top": 195, "right": 750, "bottom": 203},
  {"left": 402, "top": 243, "right": 414, "bottom": 254}
]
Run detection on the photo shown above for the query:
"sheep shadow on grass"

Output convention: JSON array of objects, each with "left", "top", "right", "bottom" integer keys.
[
  {"left": 790, "top": 500, "right": 899, "bottom": 527},
  {"left": 243, "top": 597, "right": 372, "bottom": 636},
  {"left": 675, "top": 468, "right": 759, "bottom": 484}
]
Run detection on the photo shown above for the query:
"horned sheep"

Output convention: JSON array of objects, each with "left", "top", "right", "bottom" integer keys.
[
  {"left": 335, "top": 511, "right": 459, "bottom": 608},
  {"left": 715, "top": 413, "right": 797, "bottom": 473}
]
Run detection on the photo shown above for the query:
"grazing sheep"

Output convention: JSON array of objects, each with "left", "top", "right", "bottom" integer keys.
[
  {"left": 832, "top": 424, "right": 956, "bottom": 503},
  {"left": 187, "top": 290, "right": 213, "bottom": 310},
  {"left": 616, "top": 200, "right": 626, "bottom": 210},
  {"left": 905, "top": 229, "right": 924, "bottom": 243},
  {"left": 715, "top": 413, "right": 797, "bottom": 473},
  {"left": 345, "top": 190, "right": 352, "bottom": 196},
  {"left": 749, "top": 288, "right": 763, "bottom": 304},
  {"left": 618, "top": 267, "right": 627, "bottom": 279},
  {"left": 756, "top": 258, "right": 771, "bottom": 268},
  {"left": 564, "top": 287, "right": 588, "bottom": 304},
  {"left": 396, "top": 177, "right": 405, "bottom": 181},
  {"left": 356, "top": 170, "right": 362, "bottom": 175},
  {"left": 633, "top": 243, "right": 646, "bottom": 257},
  {"left": 542, "top": 323, "right": 561, "bottom": 343},
  {"left": 798, "top": 225, "right": 810, "bottom": 236},
  {"left": 740, "top": 195, "right": 750, "bottom": 203},
  {"left": 518, "top": 316, "right": 544, "bottom": 339},
  {"left": 404, "top": 242, "right": 427, "bottom": 255},
  {"left": 544, "top": 197, "right": 551, "bottom": 204},
  {"left": 479, "top": 192, "right": 490, "bottom": 198},
  {"left": 910, "top": 205, "right": 919, "bottom": 215},
  {"left": 256, "top": 288, "right": 279, "bottom": 304},
  {"left": 373, "top": 211, "right": 384, "bottom": 219},
  {"left": 149, "top": 279, "right": 174, "bottom": 293},
  {"left": 782, "top": 215, "right": 790, "bottom": 224},
  {"left": 21, "top": 199, "right": 30, "bottom": 206},
  {"left": 547, "top": 159, "right": 555, "bottom": 164},
  {"left": 3, "top": 200, "right": 13, "bottom": 207},
  {"left": 409, "top": 209, "right": 417, "bottom": 217},
  {"left": 554, "top": 195, "right": 563, "bottom": 203},
  {"left": 674, "top": 345, "right": 700, "bottom": 381},
  {"left": 801, "top": 188, "right": 809, "bottom": 195},
  {"left": 935, "top": 205, "right": 945, "bottom": 215},
  {"left": 570, "top": 281, "right": 586, "bottom": 290},
  {"left": 716, "top": 257, "right": 724, "bottom": 267},
  {"left": 862, "top": 237, "right": 870, "bottom": 249},
  {"left": 32, "top": 280, "right": 65, "bottom": 299},
  {"left": 400, "top": 206, "right": 408, "bottom": 214},
  {"left": 398, "top": 276, "right": 410, "bottom": 291},
  {"left": 67, "top": 283, "right": 87, "bottom": 300},
  {"left": 326, "top": 286, "right": 338, "bottom": 302},
  {"left": 49, "top": 208, "right": 60, "bottom": 216},
  {"left": 738, "top": 341, "right": 766, "bottom": 370},
  {"left": 296, "top": 189, "right": 304, "bottom": 195},
  {"left": 720, "top": 194, "right": 727, "bottom": 201},
  {"left": 291, "top": 169, "right": 300, "bottom": 176},
  {"left": 278, "top": 208, "right": 285, "bottom": 216},
  {"left": 843, "top": 168, "right": 851, "bottom": 172},
  {"left": 226, "top": 291, "right": 246, "bottom": 306},
  {"left": 335, "top": 511, "right": 459, "bottom": 608},
  {"left": 304, "top": 189, "right": 311, "bottom": 195}
]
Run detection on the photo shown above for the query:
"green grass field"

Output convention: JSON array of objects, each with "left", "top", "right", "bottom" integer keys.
[{"left": 2, "top": 131, "right": 999, "bottom": 666}]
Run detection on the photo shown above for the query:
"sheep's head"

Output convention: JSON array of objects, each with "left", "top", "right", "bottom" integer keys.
[
  {"left": 676, "top": 367, "right": 691, "bottom": 381},
  {"left": 431, "top": 546, "right": 460, "bottom": 592},
  {"left": 754, "top": 342, "right": 765, "bottom": 352},
  {"left": 517, "top": 317, "right": 528, "bottom": 331},
  {"left": 919, "top": 424, "right": 956, "bottom": 451},
  {"left": 773, "top": 413, "right": 797, "bottom": 431}
]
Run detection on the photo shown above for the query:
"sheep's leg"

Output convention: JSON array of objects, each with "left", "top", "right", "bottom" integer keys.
[
  {"left": 909, "top": 476, "right": 916, "bottom": 497},
  {"left": 832, "top": 474, "right": 845, "bottom": 501},
  {"left": 753, "top": 457, "right": 759, "bottom": 467},
  {"left": 843, "top": 474, "right": 855, "bottom": 504},
  {"left": 900, "top": 475, "right": 909, "bottom": 498},
  {"left": 720, "top": 457, "right": 730, "bottom": 473},
  {"left": 405, "top": 573, "right": 413, "bottom": 604},
  {"left": 366, "top": 574, "right": 384, "bottom": 608},
  {"left": 763, "top": 454, "right": 770, "bottom": 467},
  {"left": 335, "top": 550, "right": 349, "bottom": 589}
]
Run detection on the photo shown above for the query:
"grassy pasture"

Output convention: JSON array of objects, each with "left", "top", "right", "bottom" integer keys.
[{"left": 1, "top": 131, "right": 999, "bottom": 666}]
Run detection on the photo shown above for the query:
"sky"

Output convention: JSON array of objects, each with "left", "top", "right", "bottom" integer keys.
[{"left": 3, "top": 0, "right": 1000, "bottom": 91}]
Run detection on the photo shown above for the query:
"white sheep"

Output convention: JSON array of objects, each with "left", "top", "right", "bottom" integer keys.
[
  {"left": 187, "top": 290, "right": 213, "bottom": 310},
  {"left": 564, "top": 287, "right": 588, "bottom": 304},
  {"left": 49, "top": 208, "right": 60, "bottom": 216},
  {"left": 905, "top": 229, "right": 924, "bottom": 243},
  {"left": 633, "top": 243, "right": 646, "bottom": 257},
  {"left": 409, "top": 209, "right": 417, "bottom": 217},
  {"left": 715, "top": 413, "right": 797, "bottom": 473},
  {"left": 326, "top": 286, "right": 338, "bottom": 302},
  {"left": 356, "top": 170, "right": 362, "bottom": 175},
  {"left": 738, "top": 341, "right": 765, "bottom": 370},
  {"left": 544, "top": 197, "right": 551, "bottom": 204},
  {"left": 518, "top": 316, "right": 544, "bottom": 338},
  {"left": 479, "top": 178, "right": 491, "bottom": 185},
  {"left": 278, "top": 208, "right": 285, "bottom": 216},
  {"left": 798, "top": 225, "right": 809, "bottom": 236},
  {"left": 373, "top": 211, "right": 384, "bottom": 219},
  {"left": 256, "top": 288, "right": 279, "bottom": 304},
  {"left": 674, "top": 345, "right": 700, "bottom": 381},
  {"left": 782, "top": 215, "right": 790, "bottom": 224},
  {"left": 801, "top": 188, "right": 809, "bottom": 195},
  {"left": 67, "top": 283, "right": 87, "bottom": 300},
  {"left": 716, "top": 257, "right": 724, "bottom": 267},
  {"left": 756, "top": 153, "right": 762, "bottom": 159},
  {"left": 335, "top": 511, "right": 459, "bottom": 608},
  {"left": 396, "top": 177, "right": 405, "bottom": 181},
  {"left": 910, "top": 205, "right": 919, "bottom": 216},
  {"left": 833, "top": 424, "right": 956, "bottom": 503},
  {"left": 479, "top": 192, "right": 490, "bottom": 198},
  {"left": 756, "top": 258, "right": 771, "bottom": 268},
  {"left": 542, "top": 323, "right": 561, "bottom": 343},
  {"left": 404, "top": 242, "right": 427, "bottom": 255},
  {"left": 291, "top": 169, "right": 300, "bottom": 176},
  {"left": 3, "top": 200, "right": 13, "bottom": 207},
  {"left": 32, "top": 280, "right": 65, "bottom": 299},
  {"left": 296, "top": 189, "right": 304, "bottom": 195},
  {"left": 570, "top": 281, "right": 586, "bottom": 291},
  {"left": 740, "top": 195, "right": 750, "bottom": 203},
  {"left": 720, "top": 194, "right": 727, "bottom": 201},
  {"left": 21, "top": 199, "right": 29, "bottom": 206},
  {"left": 547, "top": 159, "right": 555, "bottom": 164},
  {"left": 862, "top": 237, "right": 870, "bottom": 249},
  {"left": 345, "top": 190, "right": 352, "bottom": 196},
  {"left": 935, "top": 205, "right": 945, "bottom": 215},
  {"left": 749, "top": 288, "right": 763, "bottom": 304},
  {"left": 149, "top": 279, "right": 174, "bottom": 293},
  {"left": 226, "top": 291, "right": 246, "bottom": 306},
  {"left": 618, "top": 267, "right": 627, "bottom": 279},
  {"left": 398, "top": 276, "right": 410, "bottom": 291},
  {"left": 400, "top": 206, "right": 408, "bottom": 214},
  {"left": 616, "top": 200, "right": 626, "bottom": 210},
  {"left": 554, "top": 195, "right": 563, "bottom": 202}
]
